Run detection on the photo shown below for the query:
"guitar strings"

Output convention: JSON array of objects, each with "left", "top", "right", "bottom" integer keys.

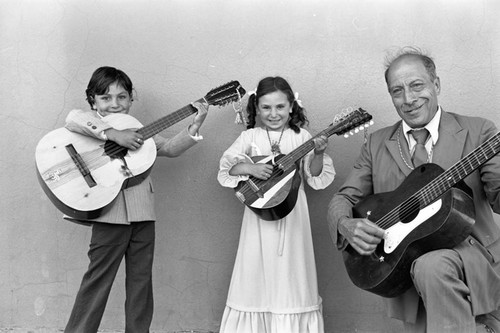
[
  {"left": 72, "top": 105, "right": 198, "bottom": 172},
  {"left": 376, "top": 167, "right": 463, "bottom": 230},
  {"left": 375, "top": 134, "right": 500, "bottom": 230},
  {"left": 238, "top": 139, "right": 317, "bottom": 197},
  {"left": 59, "top": 88, "right": 242, "bottom": 180},
  {"left": 239, "top": 113, "right": 370, "bottom": 198},
  {"left": 377, "top": 160, "right": 465, "bottom": 229}
]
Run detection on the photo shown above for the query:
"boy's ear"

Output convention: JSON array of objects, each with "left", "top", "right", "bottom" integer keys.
[{"left": 88, "top": 96, "right": 95, "bottom": 109}]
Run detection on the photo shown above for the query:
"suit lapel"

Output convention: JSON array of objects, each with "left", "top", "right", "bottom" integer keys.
[
  {"left": 385, "top": 111, "right": 468, "bottom": 177},
  {"left": 385, "top": 122, "right": 413, "bottom": 177},
  {"left": 432, "top": 110, "right": 468, "bottom": 170}
]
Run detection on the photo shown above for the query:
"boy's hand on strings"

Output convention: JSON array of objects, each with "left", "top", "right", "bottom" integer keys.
[
  {"left": 189, "top": 101, "right": 209, "bottom": 136},
  {"left": 313, "top": 135, "right": 328, "bottom": 155},
  {"left": 105, "top": 128, "right": 144, "bottom": 150}
]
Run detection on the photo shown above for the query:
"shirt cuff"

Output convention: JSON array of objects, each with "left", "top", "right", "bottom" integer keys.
[{"left": 188, "top": 126, "right": 203, "bottom": 141}]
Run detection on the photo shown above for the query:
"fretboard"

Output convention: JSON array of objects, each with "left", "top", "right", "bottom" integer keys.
[
  {"left": 277, "top": 124, "right": 344, "bottom": 170},
  {"left": 382, "top": 131, "right": 500, "bottom": 228},
  {"left": 421, "top": 131, "right": 500, "bottom": 205},
  {"left": 136, "top": 98, "right": 202, "bottom": 139}
]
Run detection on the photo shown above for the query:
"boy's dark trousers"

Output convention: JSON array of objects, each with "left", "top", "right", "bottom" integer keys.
[{"left": 65, "top": 221, "right": 155, "bottom": 333}]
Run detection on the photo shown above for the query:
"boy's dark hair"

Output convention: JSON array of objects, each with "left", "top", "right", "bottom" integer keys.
[
  {"left": 246, "top": 76, "right": 308, "bottom": 133},
  {"left": 86, "top": 66, "right": 134, "bottom": 109}
]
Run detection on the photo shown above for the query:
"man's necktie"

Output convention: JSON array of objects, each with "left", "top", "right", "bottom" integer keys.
[{"left": 410, "top": 128, "right": 429, "bottom": 167}]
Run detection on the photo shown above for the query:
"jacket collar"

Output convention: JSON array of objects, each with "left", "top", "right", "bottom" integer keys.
[{"left": 385, "top": 109, "right": 467, "bottom": 176}]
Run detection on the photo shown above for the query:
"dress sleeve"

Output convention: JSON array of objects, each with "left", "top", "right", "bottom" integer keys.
[
  {"left": 302, "top": 151, "right": 336, "bottom": 189},
  {"left": 297, "top": 128, "right": 335, "bottom": 190},
  {"left": 65, "top": 109, "right": 112, "bottom": 139},
  {"left": 217, "top": 131, "right": 254, "bottom": 188}
]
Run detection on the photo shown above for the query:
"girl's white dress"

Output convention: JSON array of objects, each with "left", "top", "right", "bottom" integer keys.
[{"left": 218, "top": 127, "right": 335, "bottom": 333}]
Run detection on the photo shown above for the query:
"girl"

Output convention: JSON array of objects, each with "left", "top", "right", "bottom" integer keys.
[
  {"left": 63, "top": 66, "right": 208, "bottom": 333},
  {"left": 218, "top": 76, "right": 336, "bottom": 333}
]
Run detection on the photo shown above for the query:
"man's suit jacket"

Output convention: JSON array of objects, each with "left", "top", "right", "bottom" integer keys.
[
  {"left": 63, "top": 109, "right": 199, "bottom": 225},
  {"left": 328, "top": 110, "right": 500, "bottom": 322}
]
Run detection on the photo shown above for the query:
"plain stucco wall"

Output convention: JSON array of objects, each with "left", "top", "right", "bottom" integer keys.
[{"left": 1, "top": 0, "right": 499, "bottom": 332}]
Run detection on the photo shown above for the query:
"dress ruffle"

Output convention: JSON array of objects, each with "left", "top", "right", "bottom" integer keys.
[{"left": 220, "top": 304, "right": 324, "bottom": 333}]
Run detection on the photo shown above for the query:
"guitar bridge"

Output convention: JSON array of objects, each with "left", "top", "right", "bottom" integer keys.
[
  {"left": 235, "top": 191, "right": 246, "bottom": 203},
  {"left": 65, "top": 144, "right": 97, "bottom": 188}
]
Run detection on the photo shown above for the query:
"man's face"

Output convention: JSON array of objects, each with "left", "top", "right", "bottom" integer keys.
[{"left": 386, "top": 55, "right": 440, "bottom": 128}]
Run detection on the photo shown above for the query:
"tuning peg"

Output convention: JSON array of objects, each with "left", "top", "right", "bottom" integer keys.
[
  {"left": 344, "top": 133, "right": 349, "bottom": 138},
  {"left": 354, "top": 128, "right": 359, "bottom": 133}
]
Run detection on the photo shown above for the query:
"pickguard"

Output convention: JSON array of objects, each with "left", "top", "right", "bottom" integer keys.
[{"left": 383, "top": 199, "right": 442, "bottom": 253}]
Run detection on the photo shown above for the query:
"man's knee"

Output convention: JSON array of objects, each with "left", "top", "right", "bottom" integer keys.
[{"left": 410, "top": 249, "right": 464, "bottom": 291}]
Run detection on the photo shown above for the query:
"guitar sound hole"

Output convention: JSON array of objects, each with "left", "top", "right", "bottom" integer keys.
[{"left": 400, "top": 197, "right": 421, "bottom": 223}]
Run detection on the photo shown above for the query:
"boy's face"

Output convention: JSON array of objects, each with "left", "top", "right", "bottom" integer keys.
[{"left": 93, "top": 81, "right": 132, "bottom": 116}]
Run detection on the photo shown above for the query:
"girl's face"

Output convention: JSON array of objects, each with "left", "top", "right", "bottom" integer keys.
[
  {"left": 93, "top": 81, "right": 132, "bottom": 116},
  {"left": 257, "top": 90, "right": 292, "bottom": 132}
]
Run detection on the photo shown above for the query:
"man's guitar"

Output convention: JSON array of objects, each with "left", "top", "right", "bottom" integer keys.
[
  {"left": 36, "top": 81, "right": 246, "bottom": 219},
  {"left": 343, "top": 131, "right": 500, "bottom": 298},
  {"left": 234, "top": 108, "right": 373, "bottom": 221}
]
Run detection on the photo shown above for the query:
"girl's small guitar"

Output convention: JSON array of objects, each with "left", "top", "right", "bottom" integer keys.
[
  {"left": 234, "top": 108, "right": 373, "bottom": 221},
  {"left": 36, "top": 81, "right": 246, "bottom": 219}
]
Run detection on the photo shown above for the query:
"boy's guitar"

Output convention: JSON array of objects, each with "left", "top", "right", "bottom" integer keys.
[
  {"left": 234, "top": 108, "right": 373, "bottom": 221},
  {"left": 36, "top": 81, "right": 246, "bottom": 219},
  {"left": 342, "top": 132, "right": 500, "bottom": 298}
]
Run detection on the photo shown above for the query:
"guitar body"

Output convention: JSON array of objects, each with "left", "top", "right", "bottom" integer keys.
[
  {"left": 35, "top": 80, "right": 246, "bottom": 219},
  {"left": 235, "top": 155, "right": 302, "bottom": 221},
  {"left": 35, "top": 113, "right": 157, "bottom": 219},
  {"left": 232, "top": 108, "right": 373, "bottom": 221},
  {"left": 343, "top": 163, "right": 476, "bottom": 298}
]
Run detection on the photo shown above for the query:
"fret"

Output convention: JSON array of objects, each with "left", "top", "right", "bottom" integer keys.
[
  {"left": 458, "top": 161, "right": 470, "bottom": 179},
  {"left": 474, "top": 149, "right": 485, "bottom": 165}
]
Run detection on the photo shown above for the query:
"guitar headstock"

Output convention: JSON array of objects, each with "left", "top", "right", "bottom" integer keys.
[
  {"left": 332, "top": 107, "right": 374, "bottom": 137},
  {"left": 204, "top": 81, "right": 246, "bottom": 107}
]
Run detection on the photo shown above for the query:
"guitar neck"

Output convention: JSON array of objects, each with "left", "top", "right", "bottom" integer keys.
[
  {"left": 420, "top": 132, "right": 500, "bottom": 205},
  {"left": 136, "top": 98, "right": 202, "bottom": 139},
  {"left": 276, "top": 125, "right": 340, "bottom": 170}
]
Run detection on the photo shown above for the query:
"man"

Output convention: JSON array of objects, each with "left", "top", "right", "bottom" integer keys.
[{"left": 327, "top": 47, "right": 500, "bottom": 332}]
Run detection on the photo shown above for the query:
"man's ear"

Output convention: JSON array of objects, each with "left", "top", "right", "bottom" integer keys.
[{"left": 434, "top": 76, "right": 441, "bottom": 95}]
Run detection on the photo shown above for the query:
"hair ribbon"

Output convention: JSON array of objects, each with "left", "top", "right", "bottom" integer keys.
[{"left": 294, "top": 92, "right": 303, "bottom": 108}]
